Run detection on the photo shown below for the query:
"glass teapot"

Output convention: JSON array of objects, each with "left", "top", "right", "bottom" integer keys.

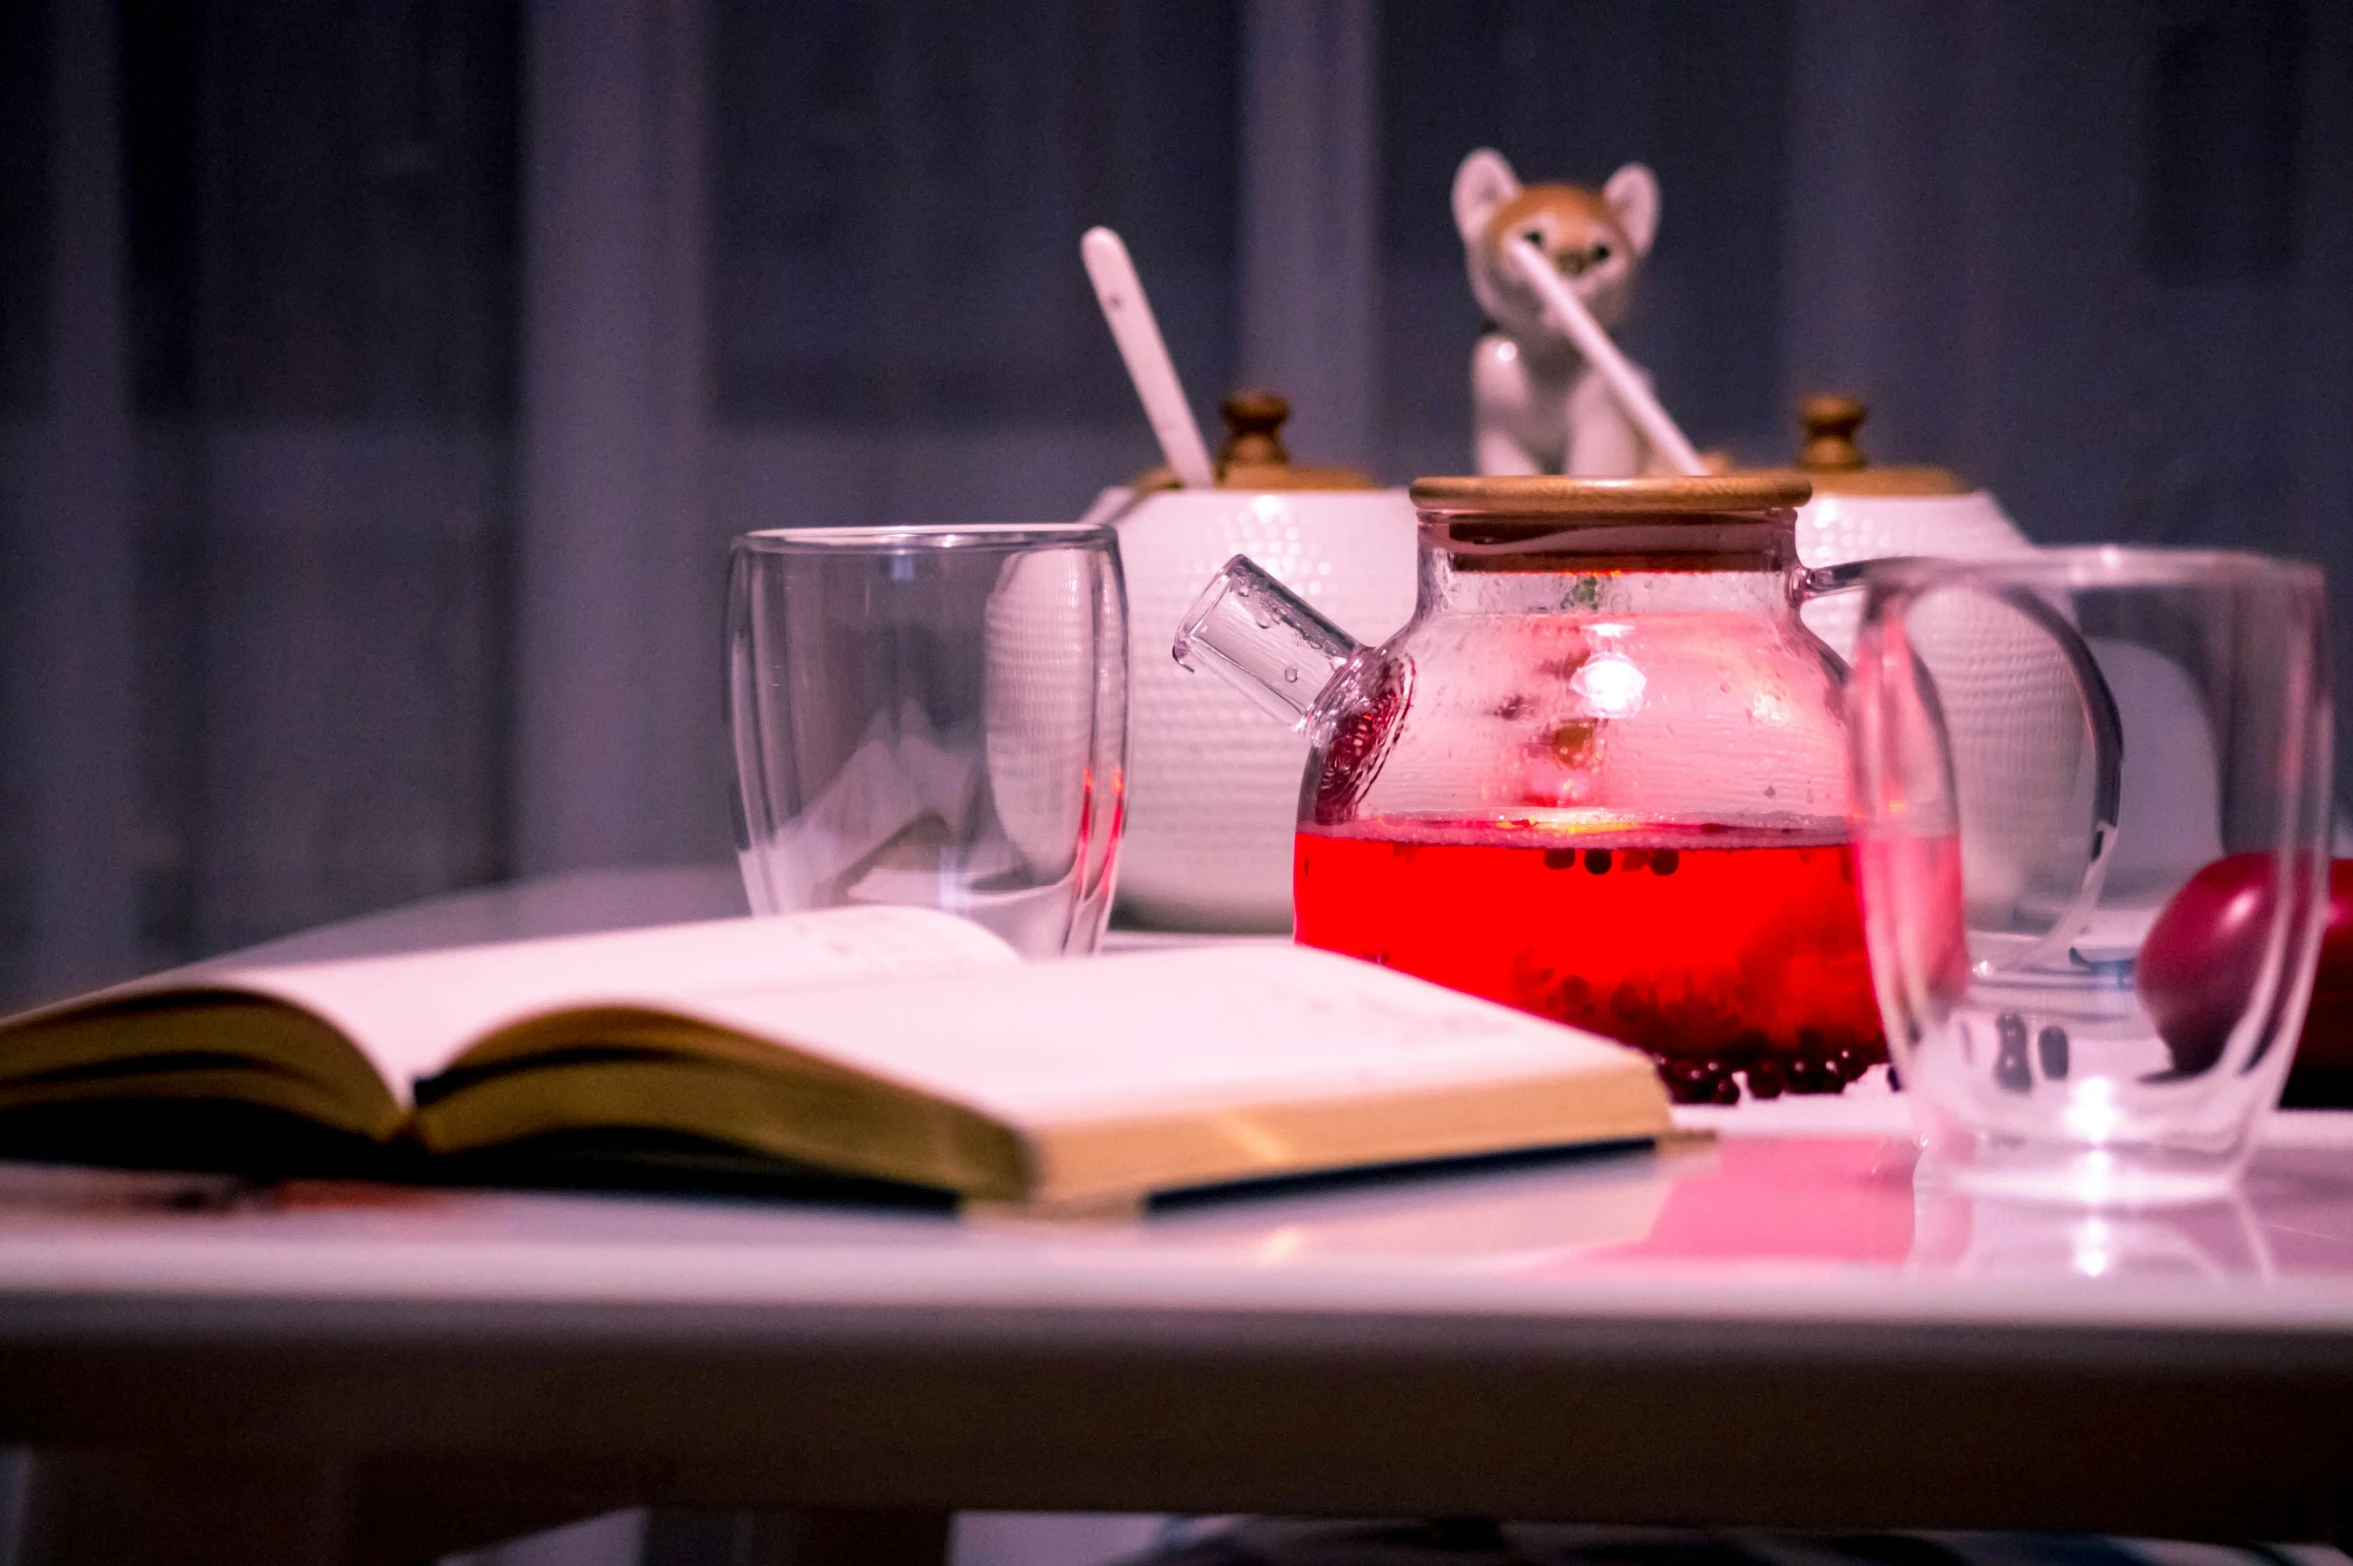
[{"left": 1174, "top": 474, "right": 1882, "bottom": 1104}]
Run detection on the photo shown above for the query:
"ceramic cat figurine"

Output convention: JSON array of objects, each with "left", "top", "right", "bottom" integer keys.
[{"left": 1452, "top": 148, "right": 1664, "bottom": 477}]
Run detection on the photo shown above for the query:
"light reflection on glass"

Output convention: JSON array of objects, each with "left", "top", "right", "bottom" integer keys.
[{"left": 1912, "top": 1185, "right": 2274, "bottom": 1284}]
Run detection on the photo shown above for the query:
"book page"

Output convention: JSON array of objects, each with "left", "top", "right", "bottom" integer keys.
[
  {"left": 186, "top": 906, "right": 1020, "bottom": 1100},
  {"left": 665, "top": 943, "right": 1653, "bottom": 1128}
]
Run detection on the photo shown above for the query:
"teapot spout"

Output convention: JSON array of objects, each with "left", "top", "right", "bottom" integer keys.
[{"left": 1173, "top": 555, "right": 1365, "bottom": 732}]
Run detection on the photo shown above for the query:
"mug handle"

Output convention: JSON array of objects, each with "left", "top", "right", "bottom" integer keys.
[{"left": 1803, "top": 560, "right": 2124, "bottom": 978}]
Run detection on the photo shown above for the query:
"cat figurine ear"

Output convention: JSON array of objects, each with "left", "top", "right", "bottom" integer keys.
[
  {"left": 1454, "top": 149, "right": 1525, "bottom": 327},
  {"left": 1601, "top": 162, "right": 1660, "bottom": 257},
  {"left": 1452, "top": 148, "right": 1522, "bottom": 248}
]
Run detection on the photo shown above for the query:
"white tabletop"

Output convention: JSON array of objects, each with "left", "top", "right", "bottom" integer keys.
[
  {"left": 2, "top": 1101, "right": 2350, "bottom": 1331},
  {"left": 7, "top": 872, "right": 2353, "bottom": 1541},
  {"left": 4, "top": 1103, "right": 2353, "bottom": 1539}
]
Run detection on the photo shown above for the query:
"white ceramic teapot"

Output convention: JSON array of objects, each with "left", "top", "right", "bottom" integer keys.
[{"left": 1091, "top": 393, "right": 1418, "bottom": 932}]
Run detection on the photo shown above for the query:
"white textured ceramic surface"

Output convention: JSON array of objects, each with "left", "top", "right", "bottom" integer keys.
[
  {"left": 1795, "top": 490, "right": 2029, "bottom": 661},
  {"left": 1112, "top": 487, "right": 1419, "bottom": 931},
  {"left": 983, "top": 548, "right": 1104, "bottom": 879},
  {"left": 1793, "top": 490, "right": 2092, "bottom": 927},
  {"left": 1909, "top": 620, "right": 2219, "bottom": 935},
  {"left": 1904, "top": 587, "right": 2096, "bottom": 927}
]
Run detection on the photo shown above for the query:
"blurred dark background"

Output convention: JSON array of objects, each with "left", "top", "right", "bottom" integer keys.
[{"left": 0, "top": 0, "right": 2346, "bottom": 1005}]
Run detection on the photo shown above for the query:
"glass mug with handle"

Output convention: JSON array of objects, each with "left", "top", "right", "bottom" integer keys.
[
  {"left": 727, "top": 523, "right": 1128, "bottom": 958},
  {"left": 1849, "top": 548, "right": 2333, "bottom": 1204}
]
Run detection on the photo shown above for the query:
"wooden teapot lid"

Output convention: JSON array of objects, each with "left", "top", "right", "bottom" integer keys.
[
  {"left": 1409, "top": 473, "right": 1813, "bottom": 516},
  {"left": 1784, "top": 393, "right": 1967, "bottom": 496},
  {"left": 1133, "top": 392, "right": 1377, "bottom": 493}
]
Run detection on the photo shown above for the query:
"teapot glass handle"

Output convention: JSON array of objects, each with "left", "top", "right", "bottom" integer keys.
[{"left": 1802, "top": 561, "right": 2123, "bottom": 978}]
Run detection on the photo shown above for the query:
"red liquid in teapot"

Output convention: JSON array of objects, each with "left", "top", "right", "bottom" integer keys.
[{"left": 1293, "top": 820, "right": 1888, "bottom": 1102}]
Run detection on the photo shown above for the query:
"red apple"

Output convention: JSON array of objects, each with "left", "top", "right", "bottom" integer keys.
[
  {"left": 2136, "top": 855, "right": 2349, "bottom": 1077},
  {"left": 2299, "top": 861, "right": 2353, "bottom": 1072}
]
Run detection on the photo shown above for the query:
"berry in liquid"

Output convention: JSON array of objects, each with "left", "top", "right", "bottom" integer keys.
[{"left": 1293, "top": 820, "right": 1887, "bottom": 1103}]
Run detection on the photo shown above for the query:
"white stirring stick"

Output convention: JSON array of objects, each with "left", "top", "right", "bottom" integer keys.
[
  {"left": 1082, "top": 227, "right": 1217, "bottom": 489},
  {"left": 1506, "top": 238, "right": 1706, "bottom": 477}
]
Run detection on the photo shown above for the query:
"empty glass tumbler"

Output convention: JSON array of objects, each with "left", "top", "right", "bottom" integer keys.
[
  {"left": 727, "top": 524, "right": 1128, "bottom": 957},
  {"left": 1848, "top": 548, "right": 2332, "bottom": 1204}
]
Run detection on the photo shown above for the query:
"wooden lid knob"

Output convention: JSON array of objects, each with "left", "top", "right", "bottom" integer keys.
[
  {"left": 1798, "top": 393, "right": 1868, "bottom": 472},
  {"left": 1218, "top": 390, "right": 1292, "bottom": 468},
  {"left": 1129, "top": 388, "right": 1373, "bottom": 491}
]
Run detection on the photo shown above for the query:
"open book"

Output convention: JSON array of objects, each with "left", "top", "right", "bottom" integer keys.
[{"left": 0, "top": 908, "right": 1672, "bottom": 1213}]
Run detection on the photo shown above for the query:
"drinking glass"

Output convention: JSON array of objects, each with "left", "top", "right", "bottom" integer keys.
[
  {"left": 1848, "top": 549, "right": 2331, "bottom": 1204},
  {"left": 727, "top": 524, "right": 1128, "bottom": 957}
]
